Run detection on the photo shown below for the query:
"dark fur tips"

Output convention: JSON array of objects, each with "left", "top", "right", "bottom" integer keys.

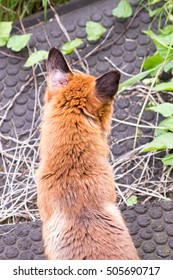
[
  {"left": 47, "top": 47, "right": 71, "bottom": 74},
  {"left": 95, "top": 70, "right": 121, "bottom": 100}
]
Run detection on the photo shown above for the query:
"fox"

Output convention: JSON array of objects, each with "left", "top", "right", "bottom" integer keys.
[{"left": 37, "top": 47, "right": 139, "bottom": 260}]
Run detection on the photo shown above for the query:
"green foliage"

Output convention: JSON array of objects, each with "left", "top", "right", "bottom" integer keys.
[
  {"left": 148, "top": 7, "right": 163, "bottom": 17},
  {"left": 61, "top": 38, "right": 83, "bottom": 54},
  {"left": 144, "top": 29, "right": 173, "bottom": 59},
  {"left": 42, "top": 0, "right": 48, "bottom": 20},
  {"left": 118, "top": 68, "right": 156, "bottom": 93},
  {"left": 142, "top": 102, "right": 173, "bottom": 166},
  {"left": 155, "top": 117, "right": 173, "bottom": 137},
  {"left": 7, "top": 34, "right": 32, "bottom": 52},
  {"left": 112, "top": 0, "right": 132, "bottom": 19},
  {"left": 152, "top": 79, "right": 173, "bottom": 91},
  {"left": 24, "top": 50, "right": 48, "bottom": 67},
  {"left": 0, "top": 0, "right": 70, "bottom": 21},
  {"left": 141, "top": 132, "right": 173, "bottom": 152},
  {"left": 126, "top": 195, "right": 138, "bottom": 206},
  {"left": 86, "top": 21, "right": 106, "bottom": 41},
  {"left": 147, "top": 102, "right": 173, "bottom": 117},
  {"left": 162, "top": 154, "right": 173, "bottom": 166},
  {"left": 0, "top": 21, "right": 12, "bottom": 46},
  {"left": 143, "top": 53, "right": 163, "bottom": 76}
]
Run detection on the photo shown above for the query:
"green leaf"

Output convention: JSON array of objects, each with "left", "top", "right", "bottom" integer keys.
[
  {"left": 155, "top": 117, "right": 173, "bottom": 137},
  {"left": 118, "top": 68, "right": 157, "bottom": 92},
  {"left": 152, "top": 78, "right": 173, "bottom": 91},
  {"left": 148, "top": 7, "right": 163, "bottom": 17},
  {"left": 61, "top": 38, "right": 83, "bottom": 54},
  {"left": 141, "top": 132, "right": 173, "bottom": 152},
  {"left": 160, "top": 25, "right": 173, "bottom": 35},
  {"left": 42, "top": 0, "right": 48, "bottom": 20},
  {"left": 149, "top": 0, "right": 161, "bottom": 3},
  {"left": 112, "top": 0, "right": 132, "bottom": 18},
  {"left": 144, "top": 30, "right": 173, "bottom": 59},
  {"left": 0, "top": 22, "right": 12, "bottom": 47},
  {"left": 143, "top": 52, "right": 163, "bottom": 71},
  {"left": 126, "top": 195, "right": 138, "bottom": 207},
  {"left": 163, "top": 58, "right": 173, "bottom": 72},
  {"left": 24, "top": 50, "right": 48, "bottom": 67},
  {"left": 86, "top": 21, "right": 106, "bottom": 41},
  {"left": 7, "top": 34, "right": 32, "bottom": 52},
  {"left": 147, "top": 102, "right": 173, "bottom": 117},
  {"left": 162, "top": 154, "right": 173, "bottom": 166}
]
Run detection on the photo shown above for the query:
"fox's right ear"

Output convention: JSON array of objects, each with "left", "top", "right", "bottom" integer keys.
[
  {"left": 47, "top": 47, "right": 72, "bottom": 89},
  {"left": 95, "top": 70, "right": 120, "bottom": 101}
]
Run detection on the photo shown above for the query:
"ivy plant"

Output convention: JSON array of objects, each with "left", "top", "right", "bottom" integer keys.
[
  {"left": 112, "top": 0, "right": 132, "bottom": 18},
  {"left": 141, "top": 103, "right": 173, "bottom": 166}
]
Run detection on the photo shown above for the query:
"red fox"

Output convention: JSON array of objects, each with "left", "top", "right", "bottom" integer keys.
[{"left": 37, "top": 47, "right": 139, "bottom": 260}]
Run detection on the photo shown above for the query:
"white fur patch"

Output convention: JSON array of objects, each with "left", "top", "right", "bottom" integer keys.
[
  {"left": 50, "top": 70, "right": 67, "bottom": 88},
  {"left": 104, "top": 203, "right": 123, "bottom": 223},
  {"left": 104, "top": 131, "right": 108, "bottom": 138},
  {"left": 44, "top": 211, "right": 66, "bottom": 259}
]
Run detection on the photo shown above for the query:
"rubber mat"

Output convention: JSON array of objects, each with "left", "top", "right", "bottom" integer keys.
[
  {"left": 0, "top": 202, "right": 173, "bottom": 260},
  {"left": 0, "top": 0, "right": 172, "bottom": 260}
]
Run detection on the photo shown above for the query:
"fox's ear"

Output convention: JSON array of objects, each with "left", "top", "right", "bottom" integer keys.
[
  {"left": 47, "top": 47, "right": 72, "bottom": 88},
  {"left": 95, "top": 70, "right": 120, "bottom": 101}
]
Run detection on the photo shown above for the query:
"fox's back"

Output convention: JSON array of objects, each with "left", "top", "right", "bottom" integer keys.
[{"left": 37, "top": 48, "right": 139, "bottom": 260}]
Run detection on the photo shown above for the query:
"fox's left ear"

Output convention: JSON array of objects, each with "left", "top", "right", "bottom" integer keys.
[
  {"left": 47, "top": 47, "right": 72, "bottom": 88},
  {"left": 95, "top": 70, "right": 120, "bottom": 101}
]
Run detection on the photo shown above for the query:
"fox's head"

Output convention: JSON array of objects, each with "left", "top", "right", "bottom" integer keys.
[{"left": 45, "top": 47, "right": 120, "bottom": 135}]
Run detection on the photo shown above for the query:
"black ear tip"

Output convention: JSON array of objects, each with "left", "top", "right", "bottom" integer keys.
[
  {"left": 47, "top": 47, "right": 71, "bottom": 74},
  {"left": 110, "top": 70, "right": 121, "bottom": 82},
  {"left": 95, "top": 70, "right": 121, "bottom": 100},
  {"left": 48, "top": 47, "right": 62, "bottom": 59}
]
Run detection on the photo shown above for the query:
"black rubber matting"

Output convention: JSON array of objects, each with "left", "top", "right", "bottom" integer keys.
[
  {"left": 0, "top": 0, "right": 172, "bottom": 260},
  {"left": 0, "top": 202, "right": 173, "bottom": 260}
]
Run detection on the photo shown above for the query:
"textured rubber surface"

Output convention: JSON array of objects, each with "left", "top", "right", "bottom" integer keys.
[
  {"left": 0, "top": 202, "right": 173, "bottom": 260},
  {"left": 0, "top": 0, "right": 172, "bottom": 260}
]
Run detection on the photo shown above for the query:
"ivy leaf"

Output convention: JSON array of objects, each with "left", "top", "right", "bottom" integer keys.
[
  {"left": 144, "top": 30, "right": 173, "bottom": 59},
  {"left": 0, "top": 22, "right": 12, "bottom": 47},
  {"left": 147, "top": 102, "right": 173, "bottom": 117},
  {"left": 143, "top": 52, "right": 163, "bottom": 71},
  {"left": 61, "top": 38, "right": 83, "bottom": 54},
  {"left": 126, "top": 195, "right": 138, "bottom": 207},
  {"left": 152, "top": 78, "right": 173, "bottom": 91},
  {"left": 7, "top": 34, "right": 32, "bottom": 52},
  {"left": 86, "top": 21, "right": 106, "bottom": 41},
  {"left": 155, "top": 117, "right": 173, "bottom": 137},
  {"left": 24, "top": 50, "right": 48, "bottom": 67},
  {"left": 141, "top": 132, "right": 173, "bottom": 152},
  {"left": 112, "top": 0, "right": 132, "bottom": 19},
  {"left": 162, "top": 154, "right": 173, "bottom": 166}
]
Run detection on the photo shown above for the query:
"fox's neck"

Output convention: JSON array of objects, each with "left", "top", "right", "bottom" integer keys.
[{"left": 40, "top": 114, "right": 109, "bottom": 174}]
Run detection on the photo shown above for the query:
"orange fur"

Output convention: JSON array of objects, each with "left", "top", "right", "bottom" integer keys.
[{"left": 37, "top": 48, "right": 139, "bottom": 260}]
